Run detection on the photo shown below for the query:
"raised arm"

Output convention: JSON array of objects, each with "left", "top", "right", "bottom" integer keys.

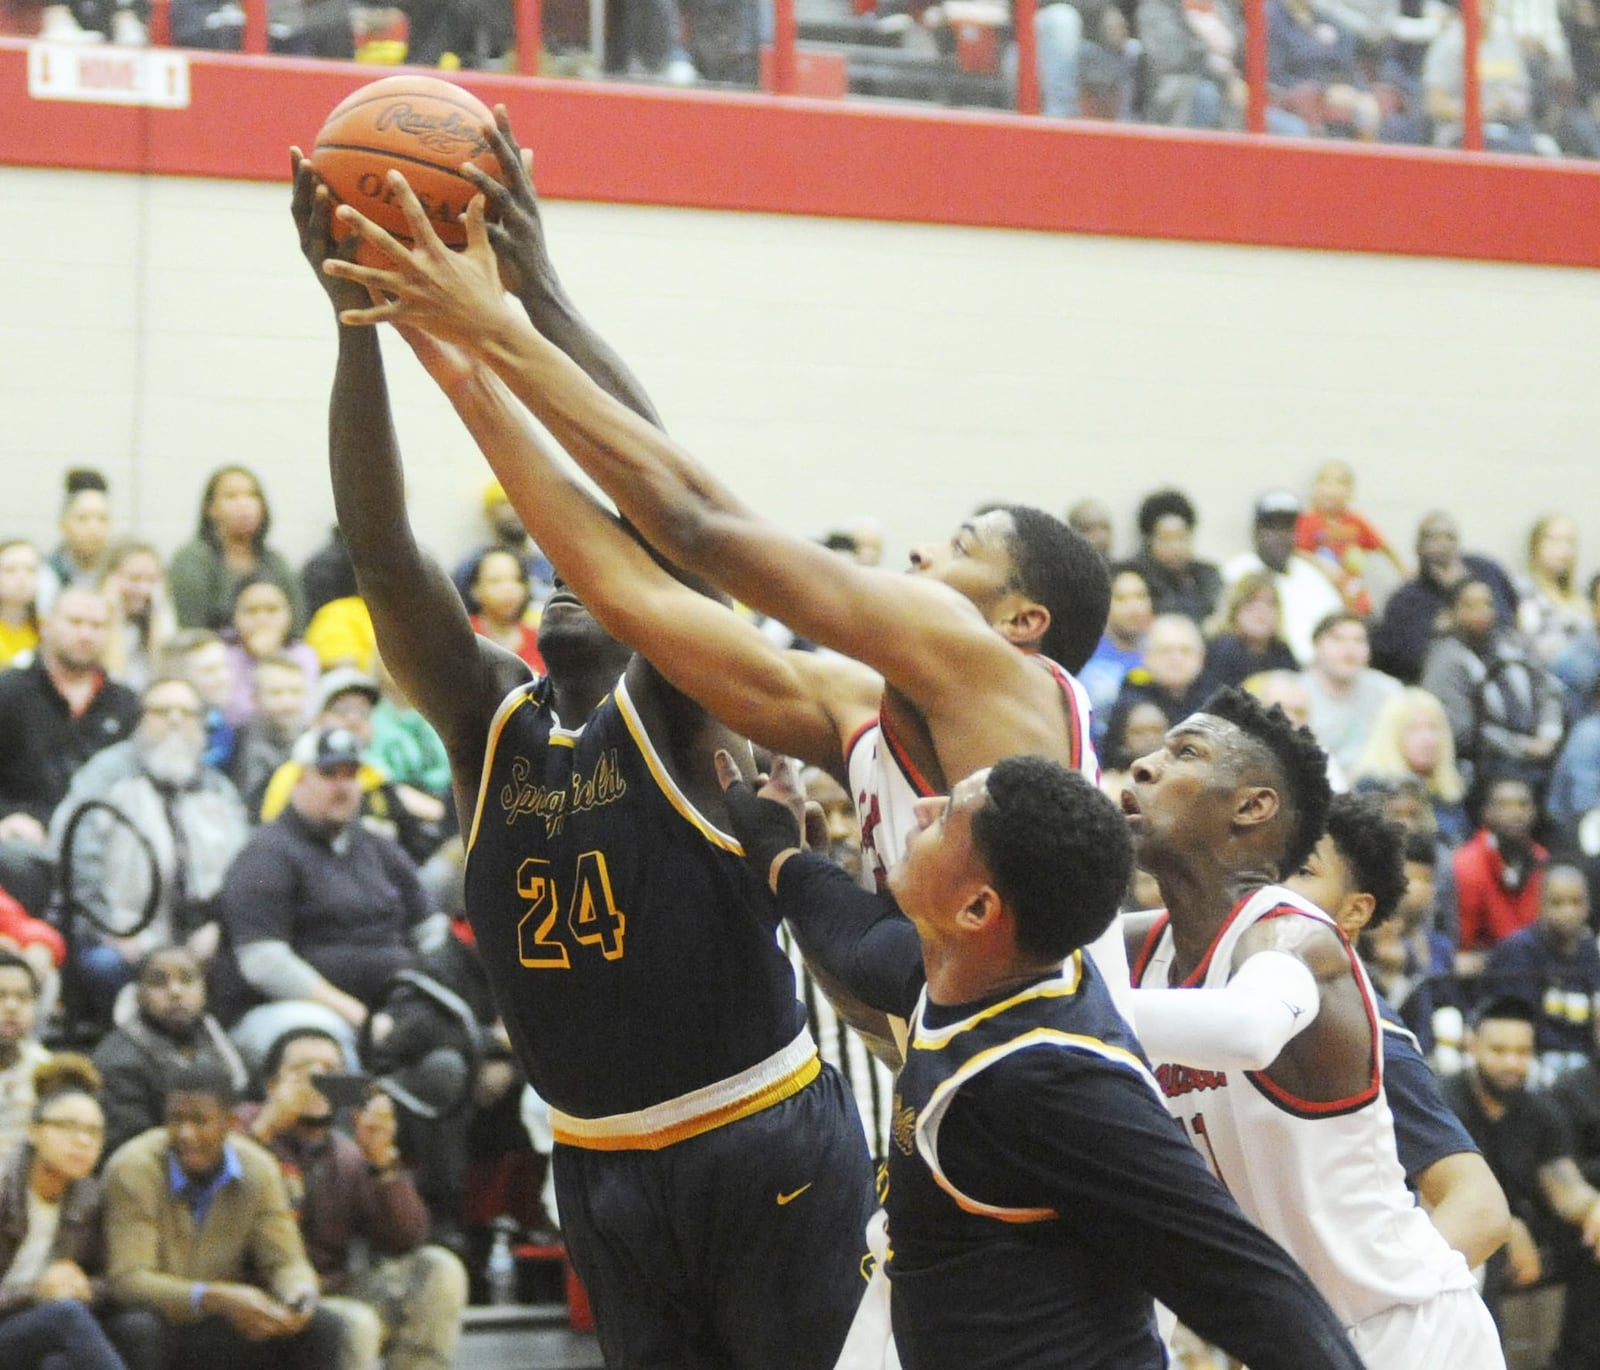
[
  {"left": 291, "top": 151, "right": 525, "bottom": 827},
  {"left": 399, "top": 326, "right": 873, "bottom": 772},
  {"left": 322, "top": 181, "right": 1048, "bottom": 727}
]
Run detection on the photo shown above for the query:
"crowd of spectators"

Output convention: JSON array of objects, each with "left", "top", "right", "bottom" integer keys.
[{"left": 3, "top": 456, "right": 1600, "bottom": 1364}]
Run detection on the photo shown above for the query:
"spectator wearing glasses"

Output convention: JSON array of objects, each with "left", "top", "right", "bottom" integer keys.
[
  {"left": 0, "top": 1054, "right": 127, "bottom": 1370},
  {"left": 50, "top": 677, "right": 251, "bottom": 1021}
]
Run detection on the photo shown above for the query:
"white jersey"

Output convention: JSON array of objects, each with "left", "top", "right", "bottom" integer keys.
[
  {"left": 1132, "top": 885, "right": 1479, "bottom": 1333},
  {"left": 845, "top": 653, "right": 1135, "bottom": 1027}
]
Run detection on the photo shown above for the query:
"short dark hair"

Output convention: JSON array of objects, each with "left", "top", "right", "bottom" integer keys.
[
  {"left": 165, "top": 1060, "right": 238, "bottom": 1108},
  {"left": 969, "top": 756, "right": 1132, "bottom": 962},
  {"left": 260, "top": 1026, "right": 344, "bottom": 1084},
  {"left": 1471, "top": 996, "right": 1538, "bottom": 1032},
  {"left": 997, "top": 505, "right": 1111, "bottom": 675},
  {"left": 1324, "top": 793, "right": 1408, "bottom": 929},
  {"left": 821, "top": 532, "right": 859, "bottom": 555},
  {"left": 1401, "top": 831, "right": 1437, "bottom": 867},
  {"left": 0, "top": 949, "right": 39, "bottom": 997},
  {"left": 1137, "top": 488, "right": 1197, "bottom": 539},
  {"left": 1201, "top": 686, "right": 1332, "bottom": 878},
  {"left": 1311, "top": 611, "right": 1366, "bottom": 644}
]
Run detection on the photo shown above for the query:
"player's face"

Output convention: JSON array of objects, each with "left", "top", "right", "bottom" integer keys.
[
  {"left": 907, "top": 511, "right": 1019, "bottom": 621},
  {"left": 537, "top": 578, "right": 625, "bottom": 672},
  {"left": 1122, "top": 715, "right": 1242, "bottom": 865},
  {"left": 1286, "top": 834, "right": 1360, "bottom": 935},
  {"left": 888, "top": 772, "right": 989, "bottom": 932},
  {"left": 1470, "top": 1019, "right": 1534, "bottom": 1099}
]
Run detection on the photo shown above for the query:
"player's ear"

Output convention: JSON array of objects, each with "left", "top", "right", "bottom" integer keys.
[
  {"left": 958, "top": 885, "right": 1002, "bottom": 933},
  {"left": 1233, "top": 784, "right": 1280, "bottom": 832},
  {"left": 1340, "top": 891, "right": 1376, "bottom": 937},
  {"left": 998, "top": 599, "right": 1049, "bottom": 649}
]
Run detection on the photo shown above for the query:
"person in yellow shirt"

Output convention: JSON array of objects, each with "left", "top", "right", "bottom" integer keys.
[{"left": 0, "top": 542, "right": 41, "bottom": 671}]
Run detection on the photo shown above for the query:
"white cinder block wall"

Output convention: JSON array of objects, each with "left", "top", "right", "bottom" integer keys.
[{"left": 3, "top": 163, "right": 1597, "bottom": 581}]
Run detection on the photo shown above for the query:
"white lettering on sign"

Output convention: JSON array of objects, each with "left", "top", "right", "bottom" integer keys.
[{"left": 27, "top": 44, "right": 191, "bottom": 108}]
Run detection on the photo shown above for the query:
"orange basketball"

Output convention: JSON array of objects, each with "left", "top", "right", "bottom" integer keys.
[{"left": 311, "top": 75, "right": 504, "bottom": 252}]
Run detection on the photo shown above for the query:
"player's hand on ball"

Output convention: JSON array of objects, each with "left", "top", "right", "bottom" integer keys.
[
  {"left": 324, "top": 172, "right": 510, "bottom": 346},
  {"left": 289, "top": 147, "right": 373, "bottom": 317},
  {"left": 461, "top": 106, "right": 557, "bottom": 299}
]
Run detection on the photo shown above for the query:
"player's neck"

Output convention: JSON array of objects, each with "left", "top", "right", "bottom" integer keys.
[
  {"left": 922, "top": 940, "right": 1056, "bottom": 1008},
  {"left": 1153, "top": 858, "right": 1275, "bottom": 979},
  {"left": 549, "top": 671, "right": 614, "bottom": 725}
]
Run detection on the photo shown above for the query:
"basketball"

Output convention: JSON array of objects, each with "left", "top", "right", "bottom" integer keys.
[{"left": 311, "top": 75, "right": 504, "bottom": 252}]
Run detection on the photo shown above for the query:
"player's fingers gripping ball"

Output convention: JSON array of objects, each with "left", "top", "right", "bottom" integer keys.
[{"left": 311, "top": 75, "right": 505, "bottom": 266}]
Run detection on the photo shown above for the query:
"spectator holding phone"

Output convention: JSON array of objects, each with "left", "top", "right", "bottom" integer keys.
[{"left": 241, "top": 1028, "right": 466, "bottom": 1370}]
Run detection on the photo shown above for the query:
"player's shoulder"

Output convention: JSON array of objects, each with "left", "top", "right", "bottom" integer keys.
[{"left": 1232, "top": 886, "right": 1345, "bottom": 967}]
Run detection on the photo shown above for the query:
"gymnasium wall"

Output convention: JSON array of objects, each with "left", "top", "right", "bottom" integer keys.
[{"left": 4, "top": 159, "right": 1596, "bottom": 577}]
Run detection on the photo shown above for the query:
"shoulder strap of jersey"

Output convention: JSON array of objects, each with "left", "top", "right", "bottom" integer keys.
[
  {"left": 612, "top": 675, "right": 743, "bottom": 854},
  {"left": 465, "top": 677, "right": 545, "bottom": 852}
]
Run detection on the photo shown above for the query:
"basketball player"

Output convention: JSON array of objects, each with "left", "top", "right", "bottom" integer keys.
[
  {"left": 319, "top": 150, "right": 1129, "bottom": 1049},
  {"left": 1121, "top": 687, "right": 1504, "bottom": 1367},
  {"left": 291, "top": 154, "right": 876, "bottom": 1370},
  {"left": 708, "top": 749, "right": 1366, "bottom": 1370},
  {"left": 1287, "top": 792, "right": 1510, "bottom": 1269}
]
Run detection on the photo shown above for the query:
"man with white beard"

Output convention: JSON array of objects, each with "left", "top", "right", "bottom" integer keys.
[{"left": 51, "top": 675, "right": 252, "bottom": 1018}]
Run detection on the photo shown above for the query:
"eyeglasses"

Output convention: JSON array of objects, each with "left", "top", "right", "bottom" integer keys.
[
  {"left": 144, "top": 704, "right": 203, "bottom": 721},
  {"left": 36, "top": 1119, "right": 104, "bottom": 1141}
]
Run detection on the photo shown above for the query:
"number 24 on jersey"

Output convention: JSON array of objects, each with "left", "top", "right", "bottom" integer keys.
[{"left": 516, "top": 852, "right": 627, "bottom": 968}]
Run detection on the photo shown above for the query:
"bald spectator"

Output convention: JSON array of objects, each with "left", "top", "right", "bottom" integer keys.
[
  {"left": 1066, "top": 498, "right": 1114, "bottom": 560},
  {"left": 1371, "top": 512, "right": 1519, "bottom": 684},
  {"left": 50, "top": 676, "right": 252, "bottom": 1018},
  {"left": 1222, "top": 490, "right": 1342, "bottom": 664},
  {"left": 1108, "top": 612, "right": 1209, "bottom": 723},
  {"left": 1303, "top": 612, "right": 1402, "bottom": 780},
  {"left": 0, "top": 586, "right": 140, "bottom": 918}
]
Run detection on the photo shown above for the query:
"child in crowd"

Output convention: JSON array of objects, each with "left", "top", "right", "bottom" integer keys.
[
  {"left": 222, "top": 576, "right": 320, "bottom": 726},
  {"left": 228, "top": 653, "right": 312, "bottom": 813},
  {"left": 1296, "top": 461, "right": 1407, "bottom": 615}
]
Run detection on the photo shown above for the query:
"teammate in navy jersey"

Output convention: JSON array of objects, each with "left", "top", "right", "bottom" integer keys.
[
  {"left": 318, "top": 153, "right": 1131, "bottom": 1057},
  {"left": 1122, "top": 688, "right": 1503, "bottom": 1367},
  {"left": 1287, "top": 790, "right": 1510, "bottom": 1269},
  {"left": 292, "top": 152, "right": 875, "bottom": 1370},
  {"left": 708, "top": 749, "right": 1365, "bottom": 1370}
]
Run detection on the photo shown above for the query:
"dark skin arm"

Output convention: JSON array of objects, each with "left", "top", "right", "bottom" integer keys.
[
  {"left": 1229, "top": 915, "right": 1375, "bottom": 1104},
  {"left": 291, "top": 149, "right": 528, "bottom": 832},
  {"left": 323, "top": 176, "right": 1079, "bottom": 788}
]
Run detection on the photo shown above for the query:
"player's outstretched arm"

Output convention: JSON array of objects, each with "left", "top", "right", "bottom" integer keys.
[
  {"left": 292, "top": 150, "right": 522, "bottom": 820},
  {"left": 1417, "top": 1152, "right": 1510, "bottom": 1269},
  {"left": 322, "top": 179, "right": 1040, "bottom": 722},
  {"left": 464, "top": 107, "right": 664, "bottom": 430},
  {"left": 398, "top": 326, "right": 874, "bottom": 772}
]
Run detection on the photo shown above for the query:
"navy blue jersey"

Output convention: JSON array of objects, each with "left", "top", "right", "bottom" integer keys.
[
  {"left": 1378, "top": 996, "right": 1479, "bottom": 1184},
  {"left": 884, "top": 953, "right": 1362, "bottom": 1370},
  {"left": 464, "top": 674, "right": 805, "bottom": 1118}
]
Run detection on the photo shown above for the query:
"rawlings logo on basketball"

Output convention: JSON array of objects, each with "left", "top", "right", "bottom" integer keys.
[{"left": 375, "top": 102, "right": 491, "bottom": 155}]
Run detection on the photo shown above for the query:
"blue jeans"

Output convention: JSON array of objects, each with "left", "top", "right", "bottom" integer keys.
[{"left": 0, "top": 1299, "right": 127, "bottom": 1370}]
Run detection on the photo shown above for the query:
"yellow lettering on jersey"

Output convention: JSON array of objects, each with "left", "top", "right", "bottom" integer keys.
[
  {"left": 570, "top": 749, "right": 627, "bottom": 820},
  {"left": 891, "top": 1095, "right": 917, "bottom": 1157},
  {"left": 516, "top": 857, "right": 571, "bottom": 969},
  {"left": 501, "top": 756, "right": 569, "bottom": 836},
  {"left": 567, "top": 850, "right": 626, "bottom": 961}
]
